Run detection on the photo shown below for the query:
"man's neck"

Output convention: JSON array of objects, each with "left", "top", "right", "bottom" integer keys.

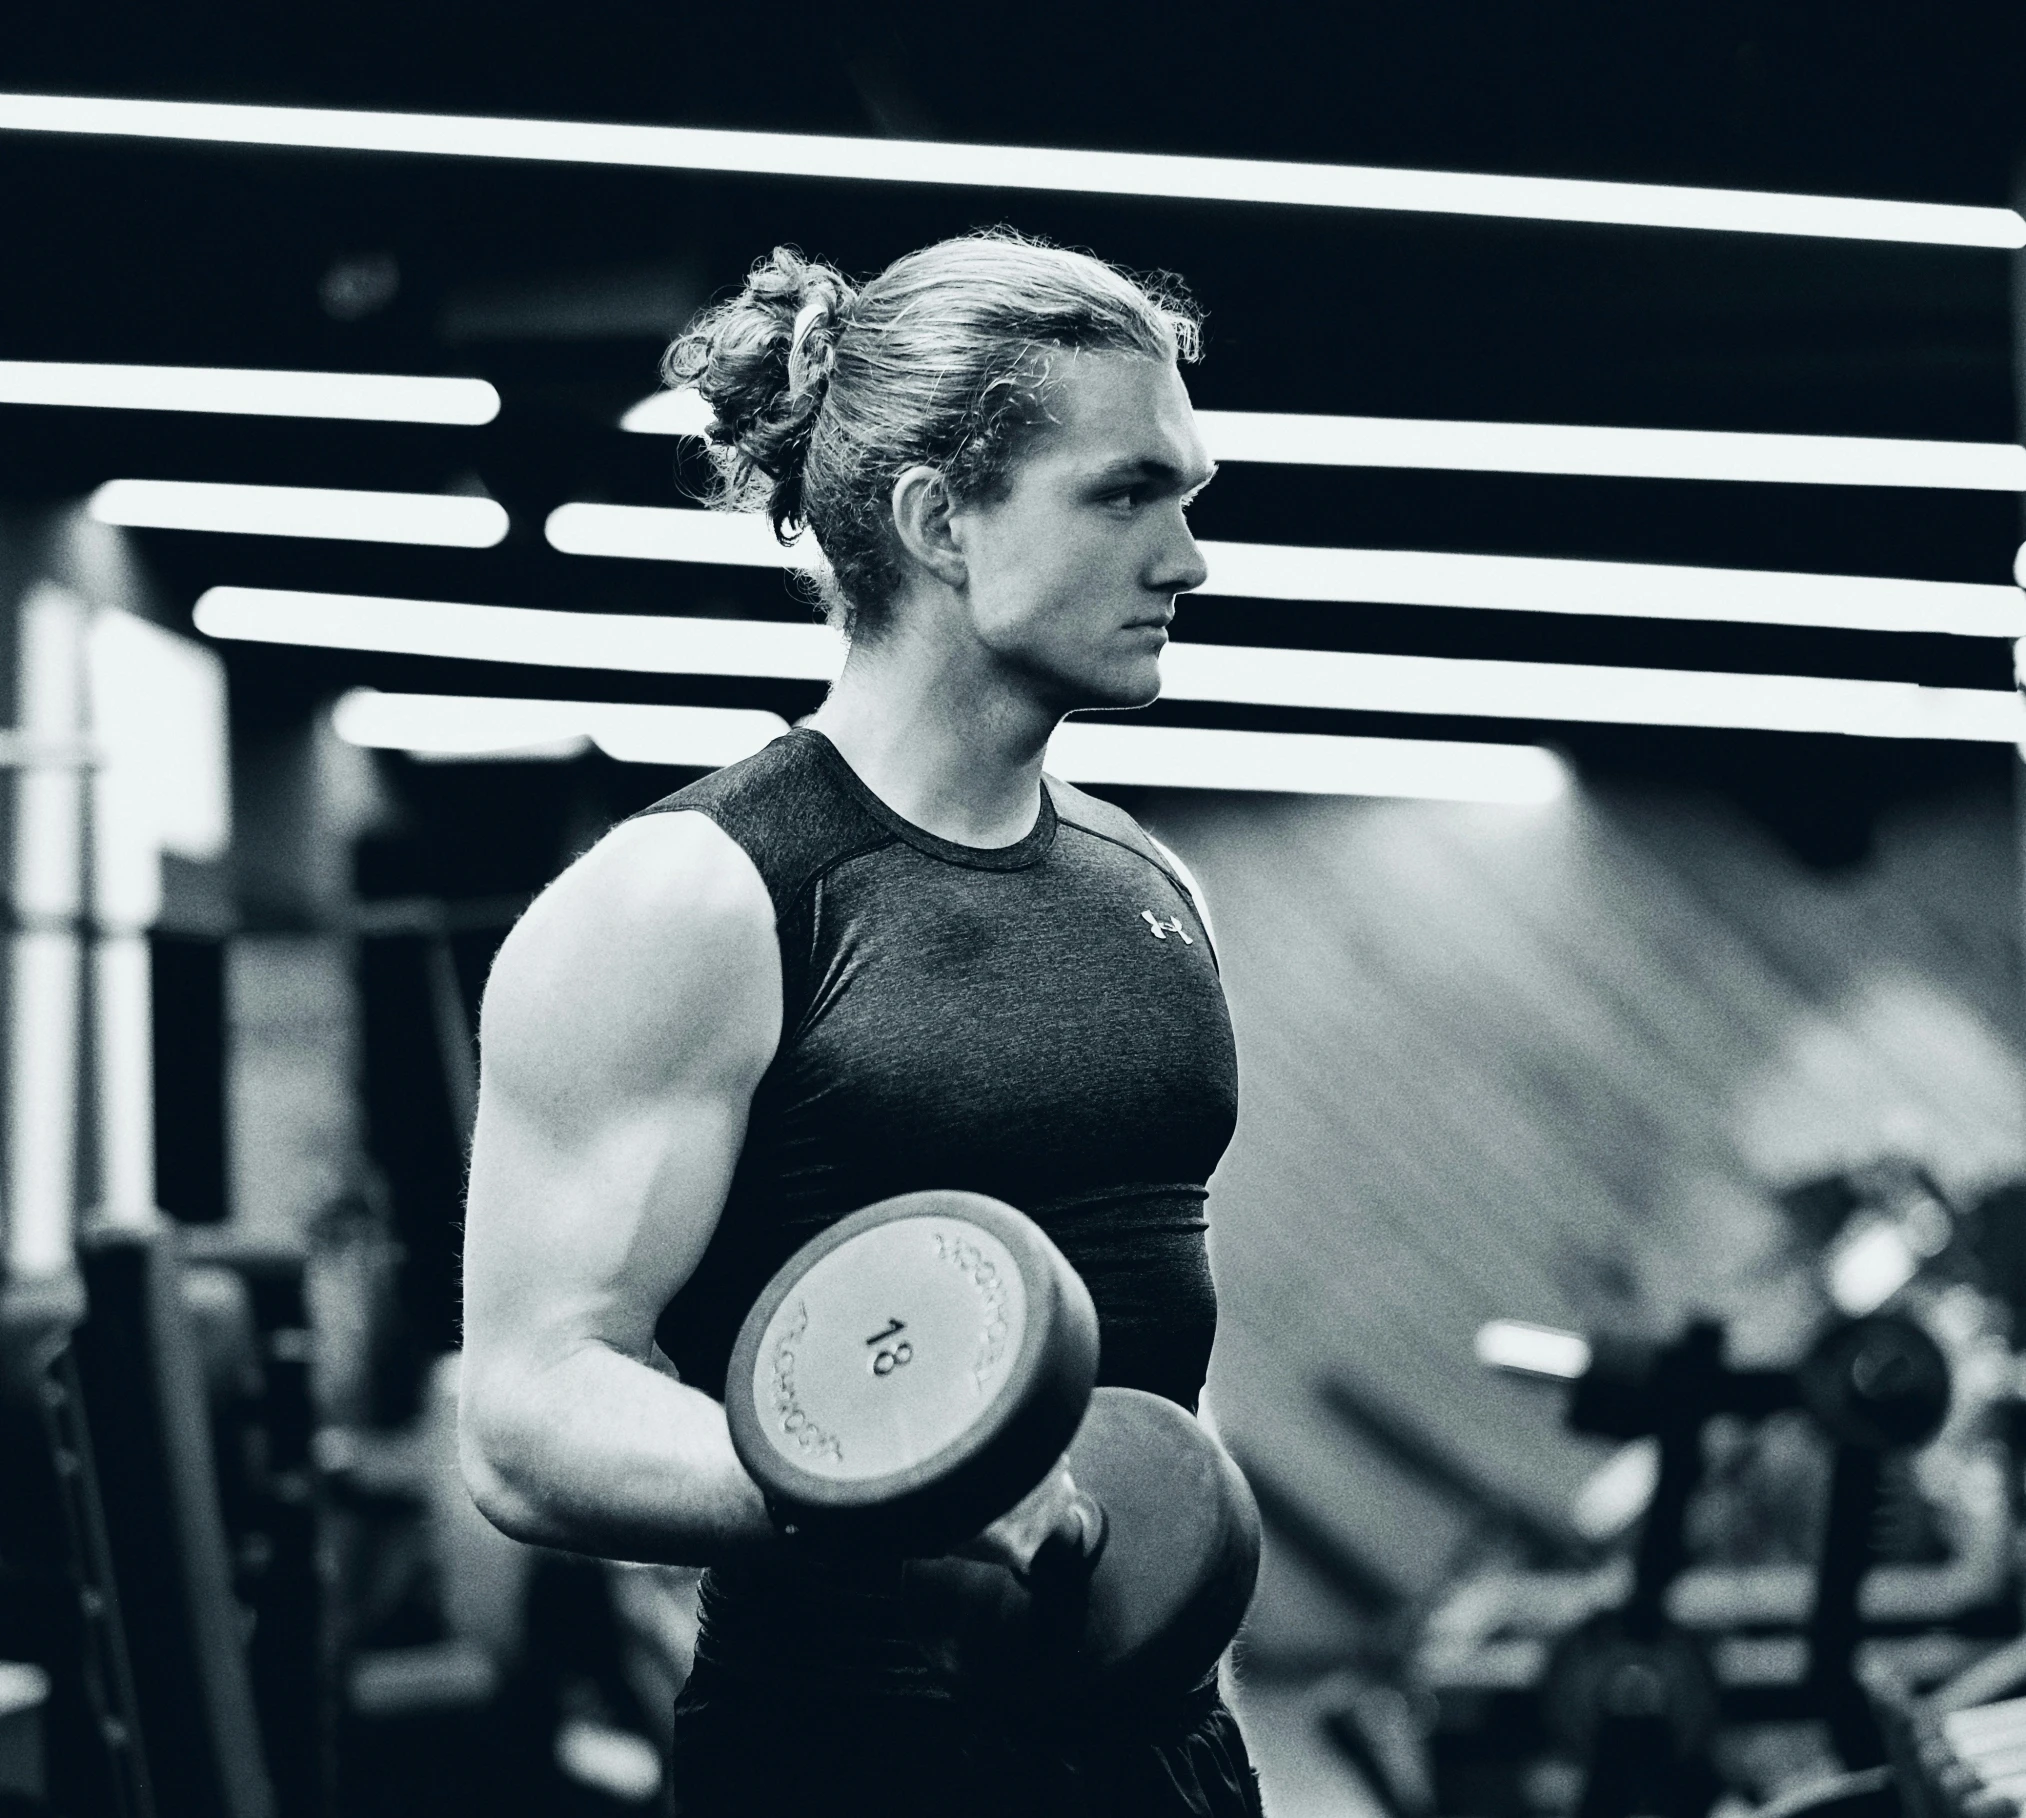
[{"left": 805, "top": 611, "right": 1058, "bottom": 850}]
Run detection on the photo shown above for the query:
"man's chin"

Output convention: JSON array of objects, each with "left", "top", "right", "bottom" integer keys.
[
  {"left": 1030, "top": 653, "right": 1162, "bottom": 717},
  {"left": 1085, "top": 658, "right": 1164, "bottom": 712}
]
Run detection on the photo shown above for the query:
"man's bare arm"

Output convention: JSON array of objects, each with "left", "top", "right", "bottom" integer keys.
[{"left": 458, "top": 810, "right": 782, "bottom": 1563}]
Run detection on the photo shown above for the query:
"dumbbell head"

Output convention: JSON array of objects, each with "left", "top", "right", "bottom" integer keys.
[
  {"left": 901, "top": 1387, "right": 1263, "bottom": 1709},
  {"left": 725, "top": 1191, "right": 1100, "bottom": 1555}
]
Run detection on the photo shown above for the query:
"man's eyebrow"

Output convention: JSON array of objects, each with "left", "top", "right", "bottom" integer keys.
[{"left": 1086, "top": 455, "right": 1220, "bottom": 490}]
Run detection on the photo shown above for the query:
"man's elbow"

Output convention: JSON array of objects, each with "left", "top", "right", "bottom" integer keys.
[{"left": 457, "top": 1364, "right": 562, "bottom": 1546}]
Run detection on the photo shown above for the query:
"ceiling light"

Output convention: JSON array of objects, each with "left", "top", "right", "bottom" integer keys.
[
  {"left": 193, "top": 586, "right": 842, "bottom": 677},
  {"left": 1193, "top": 411, "right": 2026, "bottom": 492},
  {"left": 0, "top": 358, "right": 498, "bottom": 423},
  {"left": 92, "top": 480, "right": 508, "bottom": 547},
  {"left": 1194, "top": 541, "right": 2025, "bottom": 637},
  {"left": 628, "top": 386, "right": 2026, "bottom": 493},
  {"left": 0, "top": 93, "right": 2017, "bottom": 247},
  {"left": 545, "top": 502, "right": 815, "bottom": 568},
  {"left": 545, "top": 500, "right": 2021, "bottom": 638},
  {"left": 194, "top": 586, "right": 2022, "bottom": 743},
  {"left": 333, "top": 691, "right": 593, "bottom": 759},
  {"left": 332, "top": 688, "right": 790, "bottom": 765},
  {"left": 1049, "top": 722, "right": 1567, "bottom": 802},
  {"left": 333, "top": 686, "right": 1563, "bottom": 800},
  {"left": 621, "top": 389, "right": 713, "bottom": 435},
  {"left": 1157, "top": 641, "right": 2023, "bottom": 741}
]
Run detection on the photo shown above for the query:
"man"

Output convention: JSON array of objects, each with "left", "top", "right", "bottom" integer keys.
[{"left": 460, "top": 232, "right": 1260, "bottom": 1814}]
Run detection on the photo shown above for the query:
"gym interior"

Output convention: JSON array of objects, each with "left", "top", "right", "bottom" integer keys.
[{"left": 3, "top": 5, "right": 2026, "bottom": 1815}]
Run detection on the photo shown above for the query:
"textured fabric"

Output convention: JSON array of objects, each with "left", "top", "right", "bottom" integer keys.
[
  {"left": 640, "top": 727, "right": 1238, "bottom": 1412},
  {"left": 635, "top": 727, "right": 1241, "bottom": 1715},
  {"left": 668, "top": 1660, "right": 1268, "bottom": 1818}
]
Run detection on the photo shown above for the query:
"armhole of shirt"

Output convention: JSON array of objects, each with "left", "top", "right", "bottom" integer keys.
[
  {"left": 635, "top": 801, "right": 798, "bottom": 1069},
  {"left": 1147, "top": 833, "right": 1220, "bottom": 958}
]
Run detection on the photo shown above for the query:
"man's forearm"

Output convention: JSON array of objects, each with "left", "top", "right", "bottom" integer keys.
[{"left": 460, "top": 1342, "right": 777, "bottom": 1565}]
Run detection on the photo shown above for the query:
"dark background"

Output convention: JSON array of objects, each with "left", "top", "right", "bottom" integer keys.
[{"left": 5, "top": 0, "right": 2025, "bottom": 887}]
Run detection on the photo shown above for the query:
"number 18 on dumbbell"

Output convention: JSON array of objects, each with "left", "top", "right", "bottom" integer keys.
[{"left": 726, "top": 1191, "right": 1262, "bottom": 1707}]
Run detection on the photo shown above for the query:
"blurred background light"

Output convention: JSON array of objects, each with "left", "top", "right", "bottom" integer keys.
[
  {"left": 619, "top": 389, "right": 713, "bottom": 436},
  {"left": 0, "top": 358, "right": 499, "bottom": 423},
  {"left": 192, "top": 586, "right": 2017, "bottom": 741},
  {"left": 1474, "top": 1320, "right": 1594, "bottom": 1380},
  {"left": 332, "top": 688, "right": 1567, "bottom": 802},
  {"left": 629, "top": 387, "right": 2026, "bottom": 492},
  {"left": 1, "top": 92, "right": 2019, "bottom": 245},
  {"left": 1192, "top": 411, "right": 2026, "bottom": 490},
  {"left": 193, "top": 587, "right": 843, "bottom": 677},
  {"left": 92, "top": 480, "right": 509, "bottom": 547},
  {"left": 331, "top": 690, "right": 791, "bottom": 766},
  {"left": 1192, "top": 542, "right": 2026, "bottom": 635},
  {"left": 1569, "top": 1440, "right": 1664, "bottom": 1543},
  {"left": 544, "top": 502, "right": 815, "bottom": 568},
  {"left": 1048, "top": 723, "right": 1569, "bottom": 802},
  {"left": 545, "top": 498, "right": 2024, "bottom": 637},
  {"left": 1159, "top": 642, "right": 2026, "bottom": 740}
]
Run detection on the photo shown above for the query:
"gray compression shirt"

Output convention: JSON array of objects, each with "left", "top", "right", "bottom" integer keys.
[{"left": 638, "top": 727, "right": 1239, "bottom": 1694}]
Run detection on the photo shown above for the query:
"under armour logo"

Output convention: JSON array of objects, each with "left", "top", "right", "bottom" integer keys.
[{"left": 1141, "top": 909, "right": 1193, "bottom": 944}]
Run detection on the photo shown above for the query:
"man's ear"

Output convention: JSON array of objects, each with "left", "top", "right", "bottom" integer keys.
[{"left": 890, "top": 465, "right": 968, "bottom": 589}]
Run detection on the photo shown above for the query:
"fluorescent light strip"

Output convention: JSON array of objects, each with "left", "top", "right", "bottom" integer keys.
[
  {"left": 621, "top": 390, "right": 712, "bottom": 436},
  {"left": 626, "top": 387, "right": 2026, "bottom": 493},
  {"left": 1194, "top": 410, "right": 2026, "bottom": 492},
  {"left": 193, "top": 586, "right": 2025, "bottom": 743},
  {"left": 193, "top": 586, "right": 843, "bottom": 679},
  {"left": 1476, "top": 1320, "right": 1593, "bottom": 1381},
  {"left": 0, "top": 358, "right": 498, "bottom": 424},
  {"left": 1049, "top": 722, "right": 1566, "bottom": 802},
  {"left": 1157, "top": 641, "right": 2024, "bottom": 742},
  {"left": 1194, "top": 541, "right": 2026, "bottom": 637},
  {"left": 334, "top": 687, "right": 1566, "bottom": 801},
  {"left": 332, "top": 689, "right": 790, "bottom": 766},
  {"left": 546, "top": 502, "right": 816, "bottom": 569},
  {"left": 545, "top": 502, "right": 2024, "bottom": 638},
  {"left": 1, "top": 92, "right": 2017, "bottom": 248},
  {"left": 91, "top": 479, "right": 508, "bottom": 548}
]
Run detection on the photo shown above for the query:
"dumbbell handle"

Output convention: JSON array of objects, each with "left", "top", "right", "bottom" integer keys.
[{"left": 957, "top": 1461, "right": 1108, "bottom": 1583}]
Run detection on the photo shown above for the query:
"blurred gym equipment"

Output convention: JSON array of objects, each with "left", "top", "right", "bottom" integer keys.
[{"left": 1332, "top": 1163, "right": 2026, "bottom": 1818}]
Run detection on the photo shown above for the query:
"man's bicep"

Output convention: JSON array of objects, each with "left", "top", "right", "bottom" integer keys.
[
  {"left": 463, "top": 1075, "right": 748, "bottom": 1365},
  {"left": 462, "top": 812, "right": 780, "bottom": 1372}
]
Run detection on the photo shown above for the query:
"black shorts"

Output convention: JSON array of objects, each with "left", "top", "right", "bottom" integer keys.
[{"left": 668, "top": 1662, "right": 1267, "bottom": 1818}]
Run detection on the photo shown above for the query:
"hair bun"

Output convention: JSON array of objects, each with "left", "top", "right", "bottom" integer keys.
[
  {"left": 788, "top": 294, "right": 841, "bottom": 401},
  {"left": 661, "top": 247, "right": 856, "bottom": 524}
]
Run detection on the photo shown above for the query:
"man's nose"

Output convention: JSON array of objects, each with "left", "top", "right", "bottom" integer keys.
[{"left": 1155, "top": 518, "right": 1210, "bottom": 596}]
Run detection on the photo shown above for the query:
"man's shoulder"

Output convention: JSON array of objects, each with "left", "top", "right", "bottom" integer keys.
[
  {"left": 1044, "top": 772, "right": 1167, "bottom": 869},
  {"left": 634, "top": 726, "right": 819, "bottom": 823},
  {"left": 505, "top": 812, "right": 776, "bottom": 1002},
  {"left": 1043, "top": 773, "right": 1216, "bottom": 942},
  {"left": 480, "top": 808, "right": 780, "bottom": 1095},
  {"left": 635, "top": 729, "right": 889, "bottom": 916}
]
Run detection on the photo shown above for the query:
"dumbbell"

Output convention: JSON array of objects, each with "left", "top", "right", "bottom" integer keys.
[{"left": 724, "top": 1189, "right": 1261, "bottom": 1707}]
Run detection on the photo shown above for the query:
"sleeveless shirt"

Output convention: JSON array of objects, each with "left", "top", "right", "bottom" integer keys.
[{"left": 639, "top": 727, "right": 1239, "bottom": 1694}]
